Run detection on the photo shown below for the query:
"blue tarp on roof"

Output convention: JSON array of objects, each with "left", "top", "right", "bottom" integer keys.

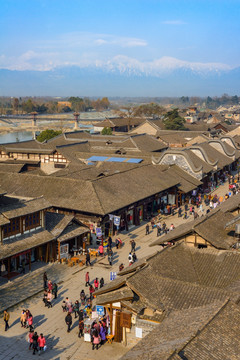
[
  {"left": 126, "top": 158, "right": 143, "bottom": 163},
  {"left": 87, "top": 156, "right": 108, "bottom": 162},
  {"left": 106, "top": 157, "right": 126, "bottom": 162}
]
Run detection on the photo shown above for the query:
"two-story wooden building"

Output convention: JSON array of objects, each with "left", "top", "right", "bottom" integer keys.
[{"left": 0, "top": 194, "right": 89, "bottom": 280}]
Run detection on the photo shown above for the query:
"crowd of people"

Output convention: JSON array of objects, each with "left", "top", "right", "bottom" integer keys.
[
  {"left": 3, "top": 170, "right": 239, "bottom": 356},
  {"left": 42, "top": 272, "right": 58, "bottom": 309}
]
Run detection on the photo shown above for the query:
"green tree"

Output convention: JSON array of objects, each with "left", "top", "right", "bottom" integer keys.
[
  {"left": 180, "top": 96, "right": 189, "bottom": 104},
  {"left": 35, "top": 104, "right": 48, "bottom": 114},
  {"left": 12, "top": 98, "right": 19, "bottom": 114},
  {"left": 22, "top": 99, "right": 36, "bottom": 113},
  {"left": 101, "top": 127, "right": 112, "bottom": 135},
  {"left": 62, "top": 106, "right": 72, "bottom": 112},
  {"left": 37, "top": 129, "right": 62, "bottom": 142},
  {"left": 163, "top": 109, "right": 186, "bottom": 130},
  {"left": 68, "top": 97, "right": 85, "bottom": 112}
]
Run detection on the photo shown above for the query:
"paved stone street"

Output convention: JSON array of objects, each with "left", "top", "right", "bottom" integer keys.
[{"left": 0, "top": 179, "right": 233, "bottom": 359}]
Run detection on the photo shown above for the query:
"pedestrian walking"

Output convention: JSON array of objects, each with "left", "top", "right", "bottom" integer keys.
[
  {"left": 78, "top": 318, "right": 84, "bottom": 338},
  {"left": 85, "top": 272, "right": 90, "bottom": 287},
  {"left": 92, "top": 328, "right": 100, "bottom": 350},
  {"left": 46, "top": 291, "right": 53, "bottom": 308},
  {"left": 131, "top": 240, "right": 136, "bottom": 252},
  {"left": 73, "top": 300, "right": 80, "bottom": 319},
  {"left": 62, "top": 301, "right": 67, "bottom": 312},
  {"left": 43, "top": 272, "right": 47, "bottom": 289},
  {"left": 108, "top": 253, "right": 113, "bottom": 266},
  {"left": 99, "top": 321, "right": 106, "bottom": 344},
  {"left": 98, "top": 244, "right": 104, "bottom": 256},
  {"left": 100, "top": 277, "right": 104, "bottom": 288},
  {"left": 86, "top": 252, "right": 91, "bottom": 266},
  {"left": 157, "top": 223, "right": 161, "bottom": 237},
  {"left": 20, "top": 309, "right": 26, "bottom": 328},
  {"left": 80, "top": 290, "right": 86, "bottom": 306},
  {"left": 132, "top": 252, "right": 137, "bottom": 263},
  {"left": 66, "top": 298, "right": 73, "bottom": 313},
  {"left": 28, "top": 329, "right": 34, "bottom": 350},
  {"left": 47, "top": 280, "right": 53, "bottom": 292},
  {"left": 89, "top": 285, "right": 95, "bottom": 300},
  {"left": 108, "top": 248, "right": 113, "bottom": 266},
  {"left": 27, "top": 312, "right": 34, "bottom": 331},
  {"left": 37, "top": 333, "right": 46, "bottom": 355},
  {"left": 119, "top": 263, "right": 124, "bottom": 272},
  {"left": 178, "top": 207, "right": 182, "bottom": 217},
  {"left": 94, "top": 277, "right": 99, "bottom": 290},
  {"left": 52, "top": 283, "right": 58, "bottom": 299},
  {"left": 32, "top": 332, "right": 39, "bottom": 355},
  {"left": 128, "top": 252, "right": 133, "bottom": 265},
  {"left": 3, "top": 309, "right": 10, "bottom": 331},
  {"left": 108, "top": 236, "right": 112, "bottom": 249},
  {"left": 145, "top": 224, "right": 150, "bottom": 235},
  {"left": 65, "top": 312, "right": 72, "bottom": 333}
]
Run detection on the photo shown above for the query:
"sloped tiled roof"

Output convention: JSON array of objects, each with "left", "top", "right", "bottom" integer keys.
[
  {"left": 0, "top": 197, "right": 51, "bottom": 219},
  {"left": 178, "top": 301, "right": 240, "bottom": 360},
  {"left": 150, "top": 207, "right": 239, "bottom": 250},
  {"left": 0, "top": 229, "right": 55, "bottom": 260},
  {"left": 120, "top": 301, "right": 225, "bottom": 360}
]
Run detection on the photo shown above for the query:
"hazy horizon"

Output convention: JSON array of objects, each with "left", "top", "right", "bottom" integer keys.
[{"left": 1, "top": 0, "right": 240, "bottom": 96}]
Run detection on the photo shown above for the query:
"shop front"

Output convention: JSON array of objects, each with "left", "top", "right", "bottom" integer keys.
[{"left": 126, "top": 207, "right": 134, "bottom": 229}]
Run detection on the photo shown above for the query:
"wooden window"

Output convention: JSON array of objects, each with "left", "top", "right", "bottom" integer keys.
[
  {"left": 3, "top": 217, "right": 20, "bottom": 238},
  {"left": 25, "top": 212, "right": 40, "bottom": 231}
]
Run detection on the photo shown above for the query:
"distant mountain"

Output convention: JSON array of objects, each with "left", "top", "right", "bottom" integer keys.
[{"left": 0, "top": 63, "right": 240, "bottom": 96}]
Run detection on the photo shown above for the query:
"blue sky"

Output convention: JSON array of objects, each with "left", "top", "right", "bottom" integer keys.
[{"left": 1, "top": 0, "right": 240, "bottom": 72}]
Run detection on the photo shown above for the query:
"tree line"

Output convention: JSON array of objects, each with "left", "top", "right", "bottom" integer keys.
[{"left": 0, "top": 96, "right": 111, "bottom": 115}]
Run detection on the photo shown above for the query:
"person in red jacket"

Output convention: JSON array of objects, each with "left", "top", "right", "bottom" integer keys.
[
  {"left": 89, "top": 285, "right": 95, "bottom": 300},
  {"left": 27, "top": 312, "right": 34, "bottom": 331},
  {"left": 28, "top": 329, "right": 34, "bottom": 350},
  {"left": 38, "top": 333, "right": 46, "bottom": 354},
  {"left": 98, "top": 244, "right": 104, "bottom": 256},
  {"left": 94, "top": 277, "right": 99, "bottom": 290}
]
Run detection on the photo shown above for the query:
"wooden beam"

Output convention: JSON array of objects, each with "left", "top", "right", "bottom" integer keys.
[
  {"left": 7, "top": 258, "right": 10, "bottom": 281},
  {"left": 110, "top": 303, "right": 113, "bottom": 335},
  {"left": 29, "top": 251, "right": 31, "bottom": 272},
  {"left": 58, "top": 241, "right": 60, "bottom": 262},
  {"left": 46, "top": 243, "right": 49, "bottom": 263}
]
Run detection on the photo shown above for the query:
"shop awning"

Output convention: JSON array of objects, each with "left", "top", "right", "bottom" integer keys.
[
  {"left": 96, "top": 288, "right": 134, "bottom": 305},
  {"left": 0, "top": 230, "right": 55, "bottom": 260},
  {"left": 57, "top": 226, "right": 89, "bottom": 243}
]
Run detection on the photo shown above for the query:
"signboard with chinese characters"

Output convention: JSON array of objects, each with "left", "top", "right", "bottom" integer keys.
[
  {"left": 120, "top": 311, "right": 131, "bottom": 329},
  {"left": 96, "top": 305, "right": 105, "bottom": 316},
  {"left": 110, "top": 272, "right": 117, "bottom": 281}
]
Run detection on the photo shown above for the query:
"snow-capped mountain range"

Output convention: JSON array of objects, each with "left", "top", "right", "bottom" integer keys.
[{"left": 0, "top": 56, "right": 239, "bottom": 96}]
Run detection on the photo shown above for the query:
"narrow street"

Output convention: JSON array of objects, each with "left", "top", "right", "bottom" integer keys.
[{"left": 0, "top": 179, "right": 233, "bottom": 359}]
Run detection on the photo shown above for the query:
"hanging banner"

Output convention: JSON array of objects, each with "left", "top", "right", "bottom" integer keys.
[
  {"left": 114, "top": 216, "right": 120, "bottom": 226},
  {"left": 109, "top": 214, "right": 114, "bottom": 221},
  {"left": 96, "top": 227, "right": 102, "bottom": 237}
]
